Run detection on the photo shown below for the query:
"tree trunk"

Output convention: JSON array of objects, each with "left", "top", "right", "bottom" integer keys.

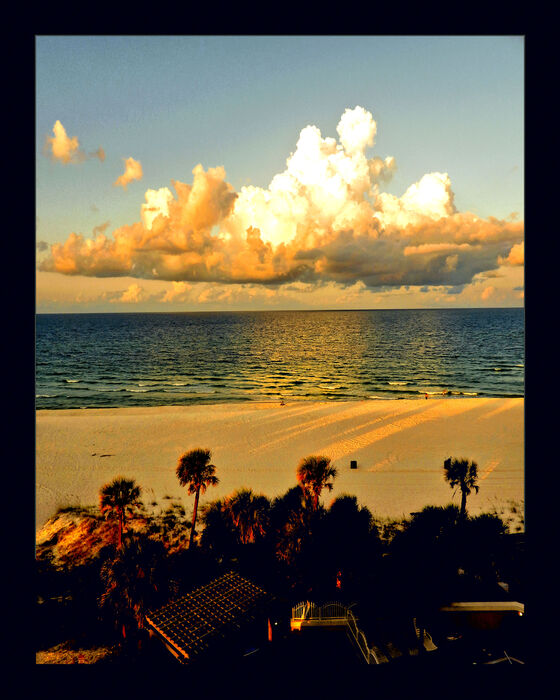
[
  {"left": 118, "top": 508, "right": 124, "bottom": 549},
  {"left": 189, "top": 488, "right": 200, "bottom": 548},
  {"left": 460, "top": 489, "right": 467, "bottom": 519}
]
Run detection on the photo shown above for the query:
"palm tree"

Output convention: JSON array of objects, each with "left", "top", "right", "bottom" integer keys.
[
  {"left": 296, "top": 455, "right": 337, "bottom": 511},
  {"left": 176, "top": 448, "right": 219, "bottom": 548},
  {"left": 270, "top": 486, "right": 310, "bottom": 565},
  {"left": 443, "top": 457, "right": 480, "bottom": 519},
  {"left": 199, "top": 498, "right": 237, "bottom": 554},
  {"left": 225, "top": 488, "right": 270, "bottom": 545},
  {"left": 322, "top": 495, "right": 374, "bottom": 593},
  {"left": 99, "top": 477, "right": 142, "bottom": 550},
  {"left": 98, "top": 534, "right": 167, "bottom": 642}
]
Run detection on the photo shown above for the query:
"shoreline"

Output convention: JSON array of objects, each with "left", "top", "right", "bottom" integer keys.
[
  {"left": 36, "top": 397, "right": 524, "bottom": 532},
  {"left": 35, "top": 393, "right": 525, "bottom": 411}
]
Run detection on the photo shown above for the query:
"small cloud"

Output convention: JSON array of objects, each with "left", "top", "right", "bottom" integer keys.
[
  {"left": 45, "top": 120, "right": 84, "bottom": 164},
  {"left": 44, "top": 121, "right": 105, "bottom": 165},
  {"left": 92, "top": 221, "right": 110, "bottom": 237},
  {"left": 90, "top": 146, "right": 106, "bottom": 162},
  {"left": 109, "top": 283, "right": 145, "bottom": 303},
  {"left": 481, "top": 285, "right": 495, "bottom": 301},
  {"left": 114, "top": 157, "right": 143, "bottom": 190},
  {"left": 36, "top": 240, "right": 49, "bottom": 252},
  {"left": 162, "top": 281, "right": 191, "bottom": 302}
]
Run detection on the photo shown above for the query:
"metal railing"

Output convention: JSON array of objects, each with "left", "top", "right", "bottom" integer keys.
[
  {"left": 412, "top": 617, "right": 438, "bottom": 652},
  {"left": 292, "top": 600, "right": 347, "bottom": 621},
  {"left": 291, "top": 600, "right": 379, "bottom": 665}
]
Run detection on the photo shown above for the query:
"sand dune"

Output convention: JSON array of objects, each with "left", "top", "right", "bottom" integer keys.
[{"left": 36, "top": 398, "right": 524, "bottom": 531}]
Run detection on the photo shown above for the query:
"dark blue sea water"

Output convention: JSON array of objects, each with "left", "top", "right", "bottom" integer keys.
[{"left": 35, "top": 309, "right": 524, "bottom": 409}]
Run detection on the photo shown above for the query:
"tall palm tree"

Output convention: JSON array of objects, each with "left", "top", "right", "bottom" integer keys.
[
  {"left": 99, "top": 476, "right": 142, "bottom": 550},
  {"left": 296, "top": 455, "right": 337, "bottom": 511},
  {"left": 176, "top": 448, "right": 219, "bottom": 548},
  {"left": 225, "top": 488, "right": 270, "bottom": 545},
  {"left": 443, "top": 457, "right": 479, "bottom": 519}
]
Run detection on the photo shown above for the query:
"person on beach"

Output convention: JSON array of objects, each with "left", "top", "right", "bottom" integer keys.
[{"left": 425, "top": 393, "right": 428, "bottom": 400}]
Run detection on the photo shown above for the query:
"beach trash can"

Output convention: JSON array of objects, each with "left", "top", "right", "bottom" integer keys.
[{"left": 350, "top": 460, "right": 357, "bottom": 469}]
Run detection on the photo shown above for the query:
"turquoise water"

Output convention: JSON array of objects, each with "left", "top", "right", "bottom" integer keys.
[{"left": 35, "top": 308, "right": 524, "bottom": 409}]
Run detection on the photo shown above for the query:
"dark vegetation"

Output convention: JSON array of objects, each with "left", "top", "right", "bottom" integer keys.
[{"left": 36, "top": 450, "right": 524, "bottom": 664}]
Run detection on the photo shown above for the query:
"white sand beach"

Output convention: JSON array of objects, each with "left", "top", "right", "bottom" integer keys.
[{"left": 36, "top": 398, "right": 524, "bottom": 532}]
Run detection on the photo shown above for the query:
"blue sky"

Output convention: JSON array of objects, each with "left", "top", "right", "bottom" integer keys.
[{"left": 36, "top": 36, "right": 524, "bottom": 311}]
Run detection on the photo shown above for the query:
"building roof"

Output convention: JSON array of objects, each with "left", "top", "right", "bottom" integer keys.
[
  {"left": 439, "top": 601, "right": 524, "bottom": 613},
  {"left": 145, "top": 570, "right": 269, "bottom": 663}
]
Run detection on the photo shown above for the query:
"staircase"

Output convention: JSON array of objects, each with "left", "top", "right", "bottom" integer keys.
[{"left": 291, "top": 600, "right": 380, "bottom": 664}]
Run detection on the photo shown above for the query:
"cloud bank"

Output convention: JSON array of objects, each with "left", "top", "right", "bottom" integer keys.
[{"left": 40, "top": 107, "right": 523, "bottom": 291}]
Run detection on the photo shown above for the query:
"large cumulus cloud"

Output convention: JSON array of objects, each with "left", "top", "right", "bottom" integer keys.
[{"left": 40, "top": 107, "right": 523, "bottom": 290}]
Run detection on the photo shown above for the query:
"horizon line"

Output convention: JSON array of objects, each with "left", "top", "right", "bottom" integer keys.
[{"left": 35, "top": 306, "right": 524, "bottom": 315}]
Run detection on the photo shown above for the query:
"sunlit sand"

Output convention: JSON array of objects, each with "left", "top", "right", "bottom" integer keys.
[{"left": 36, "top": 398, "right": 524, "bottom": 531}]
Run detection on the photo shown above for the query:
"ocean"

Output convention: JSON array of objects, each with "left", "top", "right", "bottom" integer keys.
[{"left": 35, "top": 308, "right": 524, "bottom": 410}]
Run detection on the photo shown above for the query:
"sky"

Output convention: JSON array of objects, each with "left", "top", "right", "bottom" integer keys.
[{"left": 36, "top": 35, "right": 524, "bottom": 312}]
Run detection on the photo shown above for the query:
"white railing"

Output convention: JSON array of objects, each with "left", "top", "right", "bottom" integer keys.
[
  {"left": 346, "top": 608, "right": 379, "bottom": 665},
  {"left": 412, "top": 616, "right": 437, "bottom": 652},
  {"left": 321, "top": 601, "right": 348, "bottom": 620},
  {"left": 291, "top": 600, "right": 379, "bottom": 664}
]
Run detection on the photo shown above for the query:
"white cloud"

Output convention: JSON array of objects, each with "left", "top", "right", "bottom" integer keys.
[
  {"left": 45, "top": 121, "right": 105, "bottom": 165},
  {"left": 161, "top": 281, "right": 191, "bottom": 302},
  {"left": 45, "top": 120, "right": 83, "bottom": 164},
  {"left": 41, "top": 106, "right": 523, "bottom": 296},
  {"left": 110, "top": 283, "right": 145, "bottom": 303},
  {"left": 114, "top": 157, "right": 143, "bottom": 189}
]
